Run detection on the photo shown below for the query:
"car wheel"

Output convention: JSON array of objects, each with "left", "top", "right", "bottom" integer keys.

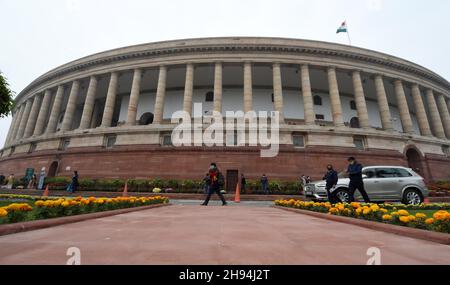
[
  {"left": 335, "top": 189, "right": 350, "bottom": 203},
  {"left": 402, "top": 189, "right": 423, "bottom": 205}
]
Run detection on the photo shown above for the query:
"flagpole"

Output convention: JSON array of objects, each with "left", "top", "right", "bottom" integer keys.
[{"left": 346, "top": 21, "right": 352, "bottom": 46}]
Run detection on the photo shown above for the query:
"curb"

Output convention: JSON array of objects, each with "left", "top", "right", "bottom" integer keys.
[
  {"left": 273, "top": 206, "right": 450, "bottom": 245},
  {"left": 0, "top": 203, "right": 171, "bottom": 237}
]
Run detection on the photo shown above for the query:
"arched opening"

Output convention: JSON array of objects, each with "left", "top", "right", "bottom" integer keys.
[
  {"left": 350, "top": 117, "right": 360, "bottom": 128},
  {"left": 48, "top": 161, "right": 59, "bottom": 178},
  {"left": 406, "top": 148, "right": 423, "bottom": 175},
  {"left": 139, "top": 112, "right": 154, "bottom": 125}
]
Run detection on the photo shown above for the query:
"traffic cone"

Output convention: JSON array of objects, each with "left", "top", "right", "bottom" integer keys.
[
  {"left": 122, "top": 180, "right": 128, "bottom": 197},
  {"left": 234, "top": 183, "right": 241, "bottom": 203},
  {"left": 43, "top": 185, "right": 49, "bottom": 197}
]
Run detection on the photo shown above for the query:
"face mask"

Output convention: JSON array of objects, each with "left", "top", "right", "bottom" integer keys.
[{"left": 210, "top": 166, "right": 215, "bottom": 170}]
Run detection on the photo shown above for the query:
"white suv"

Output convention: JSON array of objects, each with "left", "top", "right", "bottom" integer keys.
[{"left": 304, "top": 166, "right": 429, "bottom": 205}]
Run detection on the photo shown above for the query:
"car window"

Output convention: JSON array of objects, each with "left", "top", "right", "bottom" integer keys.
[
  {"left": 375, "top": 168, "right": 398, "bottom": 178},
  {"left": 362, "top": 169, "right": 376, "bottom": 178},
  {"left": 395, "top": 168, "right": 413, "bottom": 177}
]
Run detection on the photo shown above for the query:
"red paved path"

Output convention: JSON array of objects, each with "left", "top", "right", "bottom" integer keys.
[{"left": 0, "top": 204, "right": 449, "bottom": 265}]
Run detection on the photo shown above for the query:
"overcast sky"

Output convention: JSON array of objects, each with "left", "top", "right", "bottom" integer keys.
[{"left": 1, "top": 0, "right": 449, "bottom": 148}]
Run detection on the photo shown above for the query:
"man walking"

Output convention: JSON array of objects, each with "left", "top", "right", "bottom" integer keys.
[
  {"left": 346, "top": 157, "right": 370, "bottom": 203},
  {"left": 202, "top": 163, "right": 227, "bottom": 206},
  {"left": 323, "top": 164, "right": 339, "bottom": 204}
]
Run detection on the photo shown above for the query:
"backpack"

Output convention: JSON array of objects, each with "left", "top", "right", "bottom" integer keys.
[{"left": 217, "top": 172, "right": 225, "bottom": 187}]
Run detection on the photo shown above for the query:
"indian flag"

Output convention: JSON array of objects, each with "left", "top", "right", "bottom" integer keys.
[{"left": 336, "top": 21, "right": 347, "bottom": 34}]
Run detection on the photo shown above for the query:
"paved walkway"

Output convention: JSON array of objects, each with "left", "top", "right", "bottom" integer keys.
[{"left": 0, "top": 202, "right": 449, "bottom": 265}]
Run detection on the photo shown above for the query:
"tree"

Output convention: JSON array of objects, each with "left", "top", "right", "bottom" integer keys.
[{"left": 0, "top": 71, "right": 15, "bottom": 118}]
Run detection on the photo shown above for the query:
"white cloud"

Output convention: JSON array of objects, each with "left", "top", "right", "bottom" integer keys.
[{"left": 366, "top": 0, "right": 383, "bottom": 11}]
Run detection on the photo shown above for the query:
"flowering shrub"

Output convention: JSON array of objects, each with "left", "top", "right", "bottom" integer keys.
[
  {"left": 0, "top": 196, "right": 169, "bottom": 224},
  {"left": 275, "top": 199, "right": 450, "bottom": 234}
]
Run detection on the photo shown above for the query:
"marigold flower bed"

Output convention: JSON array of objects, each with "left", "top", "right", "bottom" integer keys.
[
  {"left": 0, "top": 196, "right": 169, "bottom": 224},
  {"left": 274, "top": 199, "right": 450, "bottom": 234}
]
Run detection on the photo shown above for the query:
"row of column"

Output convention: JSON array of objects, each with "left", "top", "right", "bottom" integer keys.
[{"left": 5, "top": 62, "right": 450, "bottom": 147}]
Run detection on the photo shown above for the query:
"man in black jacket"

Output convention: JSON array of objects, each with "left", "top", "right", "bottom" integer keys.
[
  {"left": 346, "top": 157, "right": 370, "bottom": 203},
  {"left": 323, "top": 164, "right": 339, "bottom": 204},
  {"left": 201, "top": 163, "right": 227, "bottom": 206}
]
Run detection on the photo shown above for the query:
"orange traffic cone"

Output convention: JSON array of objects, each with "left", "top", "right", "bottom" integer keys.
[
  {"left": 43, "top": 185, "right": 49, "bottom": 197},
  {"left": 122, "top": 180, "right": 128, "bottom": 197},
  {"left": 234, "top": 182, "right": 241, "bottom": 203}
]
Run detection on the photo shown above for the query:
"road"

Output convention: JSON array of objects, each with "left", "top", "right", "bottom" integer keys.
[{"left": 0, "top": 201, "right": 449, "bottom": 265}]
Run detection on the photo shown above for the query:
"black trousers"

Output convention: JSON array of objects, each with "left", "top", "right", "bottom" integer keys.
[
  {"left": 348, "top": 180, "right": 371, "bottom": 203},
  {"left": 326, "top": 186, "right": 338, "bottom": 204},
  {"left": 203, "top": 186, "right": 227, "bottom": 205}
]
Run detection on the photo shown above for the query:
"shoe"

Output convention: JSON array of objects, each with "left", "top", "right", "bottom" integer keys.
[
  {"left": 201, "top": 203, "right": 208, "bottom": 206},
  {"left": 222, "top": 202, "right": 228, "bottom": 206}
]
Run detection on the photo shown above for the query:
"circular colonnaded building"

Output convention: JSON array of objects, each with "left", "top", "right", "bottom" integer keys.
[{"left": 1, "top": 37, "right": 450, "bottom": 189}]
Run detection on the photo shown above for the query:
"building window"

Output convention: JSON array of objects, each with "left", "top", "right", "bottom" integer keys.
[
  {"left": 313, "top": 95, "right": 322, "bottom": 106},
  {"left": 9, "top": 146, "right": 15, "bottom": 156},
  {"left": 28, "top": 143, "right": 37, "bottom": 153},
  {"left": 271, "top": 93, "right": 275, "bottom": 103},
  {"left": 315, "top": 114, "right": 325, "bottom": 120},
  {"left": 353, "top": 136, "right": 365, "bottom": 150},
  {"left": 161, "top": 134, "right": 173, "bottom": 146},
  {"left": 59, "top": 138, "right": 70, "bottom": 151},
  {"left": 104, "top": 135, "right": 117, "bottom": 149},
  {"left": 350, "top": 100, "right": 357, "bottom": 110},
  {"left": 443, "top": 145, "right": 450, "bottom": 157},
  {"left": 292, "top": 134, "right": 305, "bottom": 148},
  {"left": 205, "top": 91, "right": 214, "bottom": 102}
]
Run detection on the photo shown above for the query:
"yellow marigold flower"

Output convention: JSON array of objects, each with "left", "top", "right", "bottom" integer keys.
[
  {"left": 382, "top": 215, "right": 392, "bottom": 221},
  {"left": 425, "top": 218, "right": 435, "bottom": 225},
  {"left": 370, "top": 204, "right": 380, "bottom": 211},
  {"left": 399, "top": 216, "right": 410, "bottom": 223},
  {"left": 398, "top": 210, "right": 409, "bottom": 216},
  {"left": 329, "top": 208, "right": 339, "bottom": 214},
  {"left": 337, "top": 205, "right": 345, "bottom": 211},
  {"left": 61, "top": 201, "right": 70, "bottom": 207},
  {"left": 0, "top": 208, "right": 8, "bottom": 217},
  {"left": 35, "top": 201, "right": 45, "bottom": 207},
  {"left": 380, "top": 208, "right": 388, "bottom": 213},
  {"left": 391, "top": 211, "right": 399, "bottom": 216},
  {"left": 415, "top": 213, "right": 427, "bottom": 219},
  {"left": 408, "top": 215, "right": 416, "bottom": 222},
  {"left": 433, "top": 210, "right": 448, "bottom": 221},
  {"left": 356, "top": 208, "right": 363, "bottom": 214},
  {"left": 351, "top": 202, "right": 361, "bottom": 209},
  {"left": 363, "top": 208, "right": 372, "bottom": 215}
]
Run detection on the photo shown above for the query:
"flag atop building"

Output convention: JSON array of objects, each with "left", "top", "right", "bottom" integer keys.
[{"left": 336, "top": 21, "right": 347, "bottom": 34}]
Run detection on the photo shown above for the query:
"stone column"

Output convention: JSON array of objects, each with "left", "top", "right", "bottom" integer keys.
[
  {"left": 394, "top": 80, "right": 414, "bottom": 134},
  {"left": 182, "top": 63, "right": 195, "bottom": 115},
  {"left": 374, "top": 75, "right": 393, "bottom": 131},
  {"left": 243, "top": 62, "right": 253, "bottom": 113},
  {"left": 90, "top": 102, "right": 100, "bottom": 129},
  {"left": 352, "top": 71, "right": 370, "bottom": 129},
  {"left": 300, "top": 64, "right": 315, "bottom": 125},
  {"left": 16, "top": 99, "right": 33, "bottom": 139},
  {"left": 273, "top": 63, "right": 284, "bottom": 121},
  {"left": 101, "top": 72, "right": 119, "bottom": 128},
  {"left": 24, "top": 94, "right": 42, "bottom": 138},
  {"left": 411, "top": 84, "right": 432, "bottom": 137},
  {"left": 153, "top": 66, "right": 167, "bottom": 124},
  {"left": 79, "top": 76, "right": 98, "bottom": 129},
  {"left": 125, "top": 69, "right": 142, "bottom": 125},
  {"left": 213, "top": 62, "right": 223, "bottom": 113},
  {"left": 33, "top": 89, "right": 52, "bottom": 136},
  {"left": 61, "top": 80, "right": 80, "bottom": 132},
  {"left": 46, "top": 85, "right": 65, "bottom": 134},
  {"left": 436, "top": 93, "right": 450, "bottom": 139},
  {"left": 327, "top": 67, "right": 344, "bottom": 127},
  {"left": 5, "top": 110, "right": 19, "bottom": 145},
  {"left": 10, "top": 105, "right": 25, "bottom": 142},
  {"left": 426, "top": 89, "right": 445, "bottom": 139}
]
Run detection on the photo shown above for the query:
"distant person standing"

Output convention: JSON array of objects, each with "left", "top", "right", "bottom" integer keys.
[
  {"left": 6, "top": 174, "right": 14, "bottom": 190},
  {"left": 261, "top": 174, "right": 269, "bottom": 195},
  {"left": 346, "top": 157, "right": 370, "bottom": 203},
  {"left": 28, "top": 174, "right": 37, "bottom": 189},
  {"left": 202, "top": 173, "right": 211, "bottom": 194},
  {"left": 300, "top": 175, "right": 307, "bottom": 187},
  {"left": 201, "top": 163, "right": 227, "bottom": 206},
  {"left": 241, "top": 174, "right": 246, "bottom": 193},
  {"left": 67, "top": 171, "right": 79, "bottom": 194},
  {"left": 323, "top": 164, "right": 339, "bottom": 204}
]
